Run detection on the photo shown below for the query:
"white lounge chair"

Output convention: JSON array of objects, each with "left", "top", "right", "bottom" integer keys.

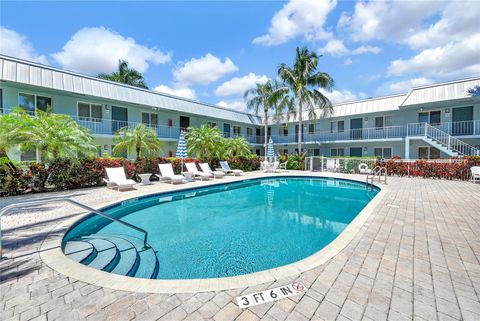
[
  {"left": 219, "top": 161, "right": 243, "bottom": 176},
  {"left": 199, "top": 163, "right": 225, "bottom": 178},
  {"left": 156, "top": 163, "right": 185, "bottom": 184},
  {"left": 471, "top": 166, "right": 480, "bottom": 184},
  {"left": 358, "top": 163, "right": 373, "bottom": 174},
  {"left": 104, "top": 167, "right": 136, "bottom": 191},
  {"left": 272, "top": 161, "right": 280, "bottom": 173},
  {"left": 185, "top": 162, "right": 212, "bottom": 180}
]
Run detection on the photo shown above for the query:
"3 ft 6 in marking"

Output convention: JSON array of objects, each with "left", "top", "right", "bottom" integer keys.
[{"left": 236, "top": 282, "right": 306, "bottom": 309}]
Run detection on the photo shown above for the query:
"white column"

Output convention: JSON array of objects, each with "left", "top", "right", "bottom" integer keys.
[{"left": 405, "top": 138, "right": 410, "bottom": 159}]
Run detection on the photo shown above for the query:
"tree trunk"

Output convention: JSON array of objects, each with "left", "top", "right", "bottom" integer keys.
[
  {"left": 298, "top": 101, "right": 303, "bottom": 154},
  {"left": 264, "top": 110, "right": 268, "bottom": 159},
  {"left": 136, "top": 147, "right": 141, "bottom": 160}
]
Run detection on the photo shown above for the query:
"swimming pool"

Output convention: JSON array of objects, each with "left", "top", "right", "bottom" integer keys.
[{"left": 63, "top": 177, "right": 379, "bottom": 280}]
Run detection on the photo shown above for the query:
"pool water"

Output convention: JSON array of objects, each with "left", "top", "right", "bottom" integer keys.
[{"left": 64, "top": 177, "right": 378, "bottom": 279}]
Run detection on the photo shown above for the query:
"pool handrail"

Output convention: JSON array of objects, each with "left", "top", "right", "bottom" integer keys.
[{"left": 0, "top": 196, "right": 149, "bottom": 258}]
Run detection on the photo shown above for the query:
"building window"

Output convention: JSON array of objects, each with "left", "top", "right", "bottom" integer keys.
[
  {"left": 374, "top": 147, "right": 392, "bottom": 158},
  {"left": 418, "top": 147, "right": 441, "bottom": 159},
  {"left": 78, "top": 102, "right": 102, "bottom": 121},
  {"left": 255, "top": 149, "right": 261, "bottom": 156},
  {"left": 233, "top": 125, "right": 241, "bottom": 136},
  {"left": 280, "top": 149, "right": 289, "bottom": 155},
  {"left": 142, "top": 112, "right": 158, "bottom": 127},
  {"left": 246, "top": 128, "right": 253, "bottom": 137},
  {"left": 280, "top": 124, "right": 288, "bottom": 136},
  {"left": 419, "top": 111, "right": 441, "bottom": 125},
  {"left": 375, "top": 116, "right": 392, "bottom": 129},
  {"left": 19, "top": 93, "right": 52, "bottom": 114},
  {"left": 331, "top": 148, "right": 345, "bottom": 157},
  {"left": 330, "top": 121, "right": 344, "bottom": 132},
  {"left": 308, "top": 124, "right": 315, "bottom": 134}
]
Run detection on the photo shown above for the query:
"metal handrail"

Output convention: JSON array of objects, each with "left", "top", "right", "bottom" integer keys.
[
  {"left": 0, "top": 197, "right": 149, "bottom": 258},
  {"left": 366, "top": 166, "right": 387, "bottom": 186}
]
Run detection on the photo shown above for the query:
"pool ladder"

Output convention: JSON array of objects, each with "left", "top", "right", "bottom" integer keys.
[
  {"left": 0, "top": 196, "right": 149, "bottom": 258},
  {"left": 366, "top": 166, "right": 387, "bottom": 189}
]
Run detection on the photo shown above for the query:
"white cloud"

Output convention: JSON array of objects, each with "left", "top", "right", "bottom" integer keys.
[
  {"left": 52, "top": 27, "right": 171, "bottom": 75},
  {"left": 319, "top": 89, "right": 366, "bottom": 104},
  {"left": 253, "top": 0, "right": 337, "bottom": 46},
  {"left": 351, "top": 45, "right": 381, "bottom": 55},
  {"left": 216, "top": 100, "right": 248, "bottom": 113},
  {"left": 153, "top": 85, "right": 197, "bottom": 100},
  {"left": 173, "top": 53, "right": 238, "bottom": 86},
  {"left": 0, "top": 27, "right": 48, "bottom": 64},
  {"left": 320, "top": 39, "right": 349, "bottom": 56},
  {"left": 215, "top": 73, "right": 268, "bottom": 96},
  {"left": 387, "top": 77, "right": 434, "bottom": 94},
  {"left": 405, "top": 2, "right": 480, "bottom": 49},
  {"left": 388, "top": 35, "right": 480, "bottom": 78},
  {"left": 343, "top": 58, "right": 353, "bottom": 65},
  {"left": 338, "top": 1, "right": 445, "bottom": 43}
]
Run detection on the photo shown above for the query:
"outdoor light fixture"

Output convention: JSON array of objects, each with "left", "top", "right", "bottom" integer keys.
[
  {"left": 445, "top": 108, "right": 450, "bottom": 113},
  {"left": 105, "top": 105, "right": 110, "bottom": 111}
]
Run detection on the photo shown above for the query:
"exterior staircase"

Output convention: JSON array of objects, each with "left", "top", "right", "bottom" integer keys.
[
  {"left": 63, "top": 234, "right": 159, "bottom": 279},
  {"left": 408, "top": 123, "right": 480, "bottom": 157}
]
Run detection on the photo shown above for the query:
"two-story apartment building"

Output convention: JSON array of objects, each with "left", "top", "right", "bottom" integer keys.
[{"left": 1, "top": 55, "right": 479, "bottom": 161}]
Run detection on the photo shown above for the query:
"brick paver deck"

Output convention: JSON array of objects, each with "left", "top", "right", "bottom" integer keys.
[{"left": 1, "top": 172, "right": 479, "bottom": 321}]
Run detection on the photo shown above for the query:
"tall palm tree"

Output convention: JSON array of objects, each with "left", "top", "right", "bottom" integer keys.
[
  {"left": 244, "top": 79, "right": 291, "bottom": 155},
  {"left": 0, "top": 108, "right": 97, "bottom": 161},
  {"left": 113, "top": 124, "right": 162, "bottom": 159},
  {"left": 186, "top": 124, "right": 223, "bottom": 159},
  {"left": 98, "top": 60, "right": 149, "bottom": 89},
  {"left": 278, "top": 47, "right": 334, "bottom": 153}
]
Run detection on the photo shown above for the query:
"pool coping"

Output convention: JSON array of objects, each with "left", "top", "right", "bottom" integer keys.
[{"left": 39, "top": 172, "right": 387, "bottom": 293}]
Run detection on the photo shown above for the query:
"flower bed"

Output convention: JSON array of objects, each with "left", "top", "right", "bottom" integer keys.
[{"left": 375, "top": 156, "right": 480, "bottom": 180}]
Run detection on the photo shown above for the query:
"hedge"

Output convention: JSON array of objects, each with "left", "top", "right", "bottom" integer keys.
[{"left": 0, "top": 155, "right": 261, "bottom": 197}]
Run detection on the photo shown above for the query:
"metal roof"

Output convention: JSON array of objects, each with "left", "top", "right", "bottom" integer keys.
[
  {"left": 401, "top": 76, "right": 480, "bottom": 106},
  {"left": 0, "top": 55, "right": 262, "bottom": 125}
]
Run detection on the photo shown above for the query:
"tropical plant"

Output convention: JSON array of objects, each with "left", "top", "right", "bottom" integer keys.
[
  {"left": 113, "top": 124, "right": 163, "bottom": 160},
  {"left": 221, "top": 137, "right": 252, "bottom": 158},
  {"left": 98, "top": 60, "right": 149, "bottom": 89},
  {"left": 467, "top": 86, "right": 480, "bottom": 97},
  {"left": 186, "top": 124, "right": 223, "bottom": 159},
  {"left": 278, "top": 46, "right": 334, "bottom": 153},
  {"left": 244, "top": 79, "right": 292, "bottom": 155},
  {"left": 0, "top": 108, "right": 97, "bottom": 162}
]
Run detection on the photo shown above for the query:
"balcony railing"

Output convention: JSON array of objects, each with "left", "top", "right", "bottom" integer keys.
[{"left": 2, "top": 108, "right": 479, "bottom": 145}]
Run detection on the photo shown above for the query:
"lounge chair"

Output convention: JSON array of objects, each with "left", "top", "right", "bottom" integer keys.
[
  {"left": 219, "top": 161, "right": 243, "bottom": 176},
  {"left": 358, "top": 163, "right": 373, "bottom": 174},
  {"left": 156, "top": 163, "right": 185, "bottom": 184},
  {"left": 272, "top": 161, "right": 280, "bottom": 173},
  {"left": 471, "top": 166, "right": 480, "bottom": 184},
  {"left": 104, "top": 167, "right": 136, "bottom": 191},
  {"left": 199, "top": 163, "right": 225, "bottom": 178},
  {"left": 185, "top": 162, "right": 212, "bottom": 180}
]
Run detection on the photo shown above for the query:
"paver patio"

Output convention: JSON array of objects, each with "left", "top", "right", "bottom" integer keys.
[{"left": 1, "top": 171, "right": 479, "bottom": 321}]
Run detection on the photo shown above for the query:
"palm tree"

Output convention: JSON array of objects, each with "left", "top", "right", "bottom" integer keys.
[
  {"left": 244, "top": 79, "right": 291, "bottom": 155},
  {"left": 113, "top": 124, "right": 162, "bottom": 160},
  {"left": 98, "top": 60, "right": 149, "bottom": 89},
  {"left": 278, "top": 46, "right": 334, "bottom": 153},
  {"left": 186, "top": 124, "right": 223, "bottom": 159},
  {"left": 222, "top": 137, "right": 252, "bottom": 158},
  {"left": 0, "top": 108, "right": 97, "bottom": 161}
]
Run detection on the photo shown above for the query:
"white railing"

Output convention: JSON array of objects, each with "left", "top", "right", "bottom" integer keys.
[
  {"left": 408, "top": 122, "right": 480, "bottom": 156},
  {"left": 407, "top": 120, "right": 480, "bottom": 137}
]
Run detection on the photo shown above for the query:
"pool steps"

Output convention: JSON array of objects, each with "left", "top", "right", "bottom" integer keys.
[{"left": 64, "top": 234, "right": 159, "bottom": 279}]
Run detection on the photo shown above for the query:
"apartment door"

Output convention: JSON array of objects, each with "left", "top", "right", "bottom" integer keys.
[
  {"left": 350, "top": 118, "right": 363, "bottom": 139},
  {"left": 112, "top": 106, "right": 128, "bottom": 132},
  {"left": 350, "top": 147, "right": 362, "bottom": 157},
  {"left": 179, "top": 116, "right": 190, "bottom": 131},
  {"left": 452, "top": 106, "right": 473, "bottom": 135},
  {"left": 256, "top": 128, "right": 262, "bottom": 144},
  {"left": 223, "top": 123, "right": 231, "bottom": 137}
]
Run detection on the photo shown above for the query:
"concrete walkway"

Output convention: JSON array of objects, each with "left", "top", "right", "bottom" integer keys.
[{"left": 1, "top": 172, "right": 479, "bottom": 321}]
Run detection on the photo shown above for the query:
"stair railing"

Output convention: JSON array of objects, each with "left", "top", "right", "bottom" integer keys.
[
  {"left": 0, "top": 196, "right": 149, "bottom": 258},
  {"left": 366, "top": 166, "right": 387, "bottom": 187},
  {"left": 424, "top": 123, "right": 480, "bottom": 156}
]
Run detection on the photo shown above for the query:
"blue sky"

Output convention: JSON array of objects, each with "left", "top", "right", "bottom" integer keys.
[{"left": 1, "top": 1, "right": 479, "bottom": 112}]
